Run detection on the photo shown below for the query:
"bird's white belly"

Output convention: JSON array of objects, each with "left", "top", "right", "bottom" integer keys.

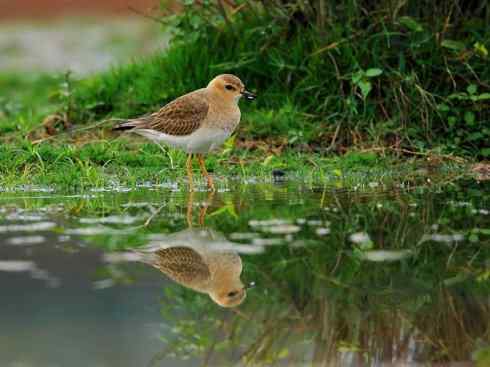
[{"left": 135, "top": 127, "right": 231, "bottom": 154}]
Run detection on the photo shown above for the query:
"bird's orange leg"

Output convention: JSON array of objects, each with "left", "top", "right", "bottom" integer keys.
[
  {"left": 198, "top": 190, "right": 215, "bottom": 226},
  {"left": 186, "top": 153, "right": 194, "bottom": 192},
  {"left": 186, "top": 190, "right": 195, "bottom": 227},
  {"left": 197, "top": 154, "right": 215, "bottom": 191}
]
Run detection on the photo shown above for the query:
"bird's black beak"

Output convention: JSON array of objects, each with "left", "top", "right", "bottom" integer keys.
[{"left": 241, "top": 90, "right": 256, "bottom": 100}]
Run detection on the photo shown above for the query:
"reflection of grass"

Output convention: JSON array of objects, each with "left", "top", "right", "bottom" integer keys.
[
  {"left": 114, "top": 182, "right": 490, "bottom": 366},
  {"left": 0, "top": 177, "right": 488, "bottom": 363}
]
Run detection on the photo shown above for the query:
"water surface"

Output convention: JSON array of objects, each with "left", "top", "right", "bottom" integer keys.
[{"left": 0, "top": 178, "right": 489, "bottom": 366}]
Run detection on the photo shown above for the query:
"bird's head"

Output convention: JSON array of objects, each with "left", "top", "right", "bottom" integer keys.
[
  {"left": 210, "top": 286, "right": 247, "bottom": 308},
  {"left": 207, "top": 74, "right": 256, "bottom": 104}
]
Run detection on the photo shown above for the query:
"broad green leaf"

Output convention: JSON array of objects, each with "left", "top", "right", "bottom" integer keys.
[
  {"left": 399, "top": 16, "right": 423, "bottom": 32},
  {"left": 278, "top": 348, "right": 289, "bottom": 359},
  {"left": 481, "top": 148, "right": 490, "bottom": 157},
  {"left": 337, "top": 341, "right": 362, "bottom": 352},
  {"left": 437, "top": 103, "right": 450, "bottom": 112},
  {"left": 441, "top": 40, "right": 465, "bottom": 51},
  {"left": 467, "top": 84, "right": 478, "bottom": 95},
  {"left": 475, "top": 93, "right": 490, "bottom": 101},
  {"left": 208, "top": 203, "right": 238, "bottom": 219},
  {"left": 474, "top": 42, "right": 488, "bottom": 57},
  {"left": 333, "top": 169, "right": 342, "bottom": 177},
  {"left": 365, "top": 68, "right": 383, "bottom": 77},
  {"left": 262, "top": 155, "right": 275, "bottom": 166},
  {"left": 468, "top": 132, "right": 483, "bottom": 141},
  {"left": 443, "top": 274, "right": 468, "bottom": 286},
  {"left": 351, "top": 71, "right": 363, "bottom": 84},
  {"left": 464, "top": 111, "right": 475, "bottom": 125},
  {"left": 358, "top": 80, "right": 372, "bottom": 98},
  {"left": 448, "top": 92, "right": 468, "bottom": 100}
]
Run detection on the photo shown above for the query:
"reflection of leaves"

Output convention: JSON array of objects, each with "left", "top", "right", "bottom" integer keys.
[
  {"left": 474, "top": 346, "right": 490, "bottom": 367},
  {"left": 441, "top": 39, "right": 465, "bottom": 51},
  {"left": 2, "top": 174, "right": 489, "bottom": 365},
  {"left": 337, "top": 341, "right": 362, "bottom": 352},
  {"left": 477, "top": 270, "right": 490, "bottom": 282},
  {"left": 209, "top": 202, "right": 238, "bottom": 219}
]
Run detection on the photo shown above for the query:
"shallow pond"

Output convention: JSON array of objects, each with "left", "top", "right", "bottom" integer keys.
[{"left": 0, "top": 178, "right": 489, "bottom": 367}]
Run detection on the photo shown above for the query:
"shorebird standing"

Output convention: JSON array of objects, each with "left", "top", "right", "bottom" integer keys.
[{"left": 113, "top": 74, "right": 256, "bottom": 191}]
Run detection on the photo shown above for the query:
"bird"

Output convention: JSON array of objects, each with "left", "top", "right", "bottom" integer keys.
[
  {"left": 113, "top": 74, "right": 256, "bottom": 191},
  {"left": 104, "top": 228, "right": 254, "bottom": 308}
]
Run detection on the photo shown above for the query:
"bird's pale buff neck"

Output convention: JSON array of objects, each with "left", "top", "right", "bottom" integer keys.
[{"left": 204, "top": 79, "right": 242, "bottom": 132}]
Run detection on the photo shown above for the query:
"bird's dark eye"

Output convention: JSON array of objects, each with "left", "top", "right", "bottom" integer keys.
[
  {"left": 227, "top": 291, "right": 238, "bottom": 297},
  {"left": 225, "top": 85, "right": 235, "bottom": 91}
]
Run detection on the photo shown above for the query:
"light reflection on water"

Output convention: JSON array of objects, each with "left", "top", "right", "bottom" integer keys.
[{"left": 0, "top": 180, "right": 489, "bottom": 366}]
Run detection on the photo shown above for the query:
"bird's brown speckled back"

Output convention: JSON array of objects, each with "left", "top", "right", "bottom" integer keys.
[{"left": 151, "top": 246, "right": 212, "bottom": 293}]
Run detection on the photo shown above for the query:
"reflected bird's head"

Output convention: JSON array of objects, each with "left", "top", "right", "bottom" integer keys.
[
  {"left": 210, "top": 282, "right": 247, "bottom": 308},
  {"left": 140, "top": 228, "right": 250, "bottom": 308}
]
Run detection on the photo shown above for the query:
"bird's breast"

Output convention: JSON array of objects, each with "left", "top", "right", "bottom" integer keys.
[{"left": 206, "top": 103, "right": 241, "bottom": 132}]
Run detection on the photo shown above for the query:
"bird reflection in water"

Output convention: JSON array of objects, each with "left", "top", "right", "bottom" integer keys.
[{"left": 105, "top": 191, "right": 254, "bottom": 307}]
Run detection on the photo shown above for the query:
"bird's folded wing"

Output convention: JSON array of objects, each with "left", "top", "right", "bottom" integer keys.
[
  {"left": 138, "top": 93, "right": 209, "bottom": 136},
  {"left": 154, "top": 247, "right": 211, "bottom": 285}
]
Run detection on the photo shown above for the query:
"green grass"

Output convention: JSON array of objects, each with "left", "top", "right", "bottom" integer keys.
[
  {"left": 0, "top": 131, "right": 440, "bottom": 191},
  {"left": 0, "top": 70, "right": 473, "bottom": 191},
  {"left": 0, "top": 73, "right": 62, "bottom": 135},
  {"left": 0, "top": 0, "right": 488, "bottom": 189},
  {"left": 54, "top": 0, "right": 490, "bottom": 157}
]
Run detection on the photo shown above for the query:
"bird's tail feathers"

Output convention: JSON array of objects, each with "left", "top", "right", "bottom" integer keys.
[{"left": 112, "top": 117, "right": 148, "bottom": 131}]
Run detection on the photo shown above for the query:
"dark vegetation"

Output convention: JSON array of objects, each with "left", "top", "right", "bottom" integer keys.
[{"left": 57, "top": 0, "right": 490, "bottom": 157}]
